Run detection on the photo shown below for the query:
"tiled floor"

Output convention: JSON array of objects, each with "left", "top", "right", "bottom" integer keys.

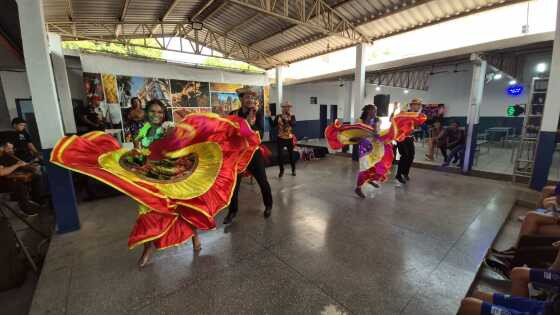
[{"left": 30, "top": 156, "right": 522, "bottom": 315}]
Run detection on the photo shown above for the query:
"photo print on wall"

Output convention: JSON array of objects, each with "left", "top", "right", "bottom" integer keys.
[{"left": 170, "top": 80, "right": 210, "bottom": 107}]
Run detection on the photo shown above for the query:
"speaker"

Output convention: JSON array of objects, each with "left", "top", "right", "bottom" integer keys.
[{"left": 374, "top": 94, "right": 390, "bottom": 116}]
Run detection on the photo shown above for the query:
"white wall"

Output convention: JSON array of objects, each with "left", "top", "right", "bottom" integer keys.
[
  {"left": 270, "top": 81, "right": 347, "bottom": 121},
  {"left": 277, "top": 51, "right": 553, "bottom": 122},
  {"left": 0, "top": 71, "right": 31, "bottom": 119}
]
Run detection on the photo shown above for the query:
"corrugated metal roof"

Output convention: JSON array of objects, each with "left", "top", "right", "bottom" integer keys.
[{"left": 43, "top": 0, "right": 527, "bottom": 69}]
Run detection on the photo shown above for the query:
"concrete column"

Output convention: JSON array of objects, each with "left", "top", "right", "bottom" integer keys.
[
  {"left": 275, "top": 66, "right": 283, "bottom": 106},
  {"left": 48, "top": 32, "right": 76, "bottom": 134},
  {"left": 351, "top": 44, "right": 367, "bottom": 160},
  {"left": 343, "top": 81, "right": 352, "bottom": 123},
  {"left": 462, "top": 55, "right": 487, "bottom": 173},
  {"left": 352, "top": 43, "right": 366, "bottom": 123},
  {"left": 530, "top": 1, "right": 560, "bottom": 189},
  {"left": 16, "top": 0, "right": 80, "bottom": 233}
]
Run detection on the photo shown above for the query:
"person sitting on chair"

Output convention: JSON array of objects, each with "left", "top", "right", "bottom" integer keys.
[
  {"left": 0, "top": 141, "right": 42, "bottom": 216},
  {"left": 459, "top": 243, "right": 560, "bottom": 315},
  {"left": 9, "top": 118, "right": 41, "bottom": 163}
]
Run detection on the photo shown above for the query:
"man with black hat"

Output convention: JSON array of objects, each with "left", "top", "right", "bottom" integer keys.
[
  {"left": 223, "top": 87, "right": 273, "bottom": 224},
  {"left": 273, "top": 101, "right": 297, "bottom": 177}
]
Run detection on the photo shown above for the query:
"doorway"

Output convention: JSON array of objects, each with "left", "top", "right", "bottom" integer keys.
[
  {"left": 15, "top": 98, "right": 42, "bottom": 149},
  {"left": 330, "top": 105, "right": 338, "bottom": 124},
  {"left": 319, "top": 104, "right": 328, "bottom": 138}
]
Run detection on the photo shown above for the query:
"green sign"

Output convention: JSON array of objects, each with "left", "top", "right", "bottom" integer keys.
[{"left": 507, "top": 105, "right": 515, "bottom": 117}]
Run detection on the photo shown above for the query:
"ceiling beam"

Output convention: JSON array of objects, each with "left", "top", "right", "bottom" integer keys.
[
  {"left": 65, "top": 0, "right": 74, "bottom": 21},
  {"left": 120, "top": 0, "right": 131, "bottom": 21},
  {"left": 229, "top": 0, "right": 368, "bottom": 43},
  {"left": 225, "top": 13, "right": 260, "bottom": 36},
  {"left": 161, "top": 0, "right": 182, "bottom": 21},
  {"left": 191, "top": 0, "right": 220, "bottom": 21},
  {"left": 248, "top": 0, "right": 355, "bottom": 47},
  {"left": 45, "top": 20, "right": 286, "bottom": 68}
]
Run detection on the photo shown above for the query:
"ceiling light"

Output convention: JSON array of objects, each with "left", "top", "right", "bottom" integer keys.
[
  {"left": 192, "top": 22, "right": 203, "bottom": 31},
  {"left": 509, "top": 80, "right": 517, "bottom": 85},
  {"left": 375, "top": 86, "right": 381, "bottom": 91},
  {"left": 494, "top": 73, "right": 503, "bottom": 80},
  {"left": 404, "top": 89, "right": 409, "bottom": 94},
  {"left": 536, "top": 63, "right": 547, "bottom": 73}
]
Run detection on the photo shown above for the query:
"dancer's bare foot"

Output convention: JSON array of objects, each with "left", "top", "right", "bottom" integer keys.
[
  {"left": 138, "top": 242, "right": 155, "bottom": 268},
  {"left": 193, "top": 235, "right": 202, "bottom": 252}
]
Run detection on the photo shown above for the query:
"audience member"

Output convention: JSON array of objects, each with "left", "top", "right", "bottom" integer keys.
[
  {"left": 440, "top": 121, "right": 465, "bottom": 166},
  {"left": 0, "top": 141, "right": 42, "bottom": 216},
  {"left": 77, "top": 96, "right": 105, "bottom": 134},
  {"left": 459, "top": 246, "right": 560, "bottom": 315},
  {"left": 9, "top": 118, "right": 41, "bottom": 162}
]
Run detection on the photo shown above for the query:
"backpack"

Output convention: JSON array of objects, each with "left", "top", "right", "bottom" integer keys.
[{"left": 0, "top": 215, "right": 27, "bottom": 291}]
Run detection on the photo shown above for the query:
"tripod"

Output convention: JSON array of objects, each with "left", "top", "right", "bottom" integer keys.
[{"left": 0, "top": 200, "right": 49, "bottom": 273}]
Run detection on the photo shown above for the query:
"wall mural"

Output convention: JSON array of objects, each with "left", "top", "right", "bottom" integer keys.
[{"left": 77, "top": 72, "right": 266, "bottom": 144}]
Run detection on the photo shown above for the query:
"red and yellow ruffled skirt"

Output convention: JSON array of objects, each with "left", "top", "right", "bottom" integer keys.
[{"left": 51, "top": 113, "right": 260, "bottom": 250}]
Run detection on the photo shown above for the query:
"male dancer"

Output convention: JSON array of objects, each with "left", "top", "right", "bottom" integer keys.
[
  {"left": 223, "top": 87, "right": 273, "bottom": 224},
  {"left": 274, "top": 101, "right": 296, "bottom": 177},
  {"left": 395, "top": 98, "right": 422, "bottom": 184}
]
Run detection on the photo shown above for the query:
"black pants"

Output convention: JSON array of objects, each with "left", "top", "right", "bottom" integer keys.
[
  {"left": 277, "top": 138, "right": 295, "bottom": 172},
  {"left": 396, "top": 137, "right": 415, "bottom": 177},
  {"left": 227, "top": 149, "right": 273, "bottom": 217},
  {"left": 438, "top": 144, "right": 448, "bottom": 161},
  {"left": 0, "top": 174, "right": 42, "bottom": 207}
]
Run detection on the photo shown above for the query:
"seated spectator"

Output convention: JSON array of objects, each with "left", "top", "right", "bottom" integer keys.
[
  {"left": 77, "top": 96, "right": 105, "bottom": 134},
  {"left": 441, "top": 121, "right": 465, "bottom": 167},
  {"left": 539, "top": 183, "right": 560, "bottom": 209},
  {"left": 0, "top": 140, "right": 42, "bottom": 216},
  {"left": 9, "top": 118, "right": 41, "bottom": 163},
  {"left": 459, "top": 246, "right": 560, "bottom": 315}
]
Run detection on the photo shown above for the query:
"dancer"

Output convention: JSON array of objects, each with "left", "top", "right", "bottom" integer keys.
[
  {"left": 326, "top": 110, "right": 426, "bottom": 198},
  {"left": 274, "top": 101, "right": 296, "bottom": 177},
  {"left": 51, "top": 100, "right": 260, "bottom": 268},
  {"left": 395, "top": 98, "right": 423, "bottom": 184},
  {"left": 353, "top": 104, "right": 380, "bottom": 198},
  {"left": 223, "top": 87, "right": 273, "bottom": 224}
]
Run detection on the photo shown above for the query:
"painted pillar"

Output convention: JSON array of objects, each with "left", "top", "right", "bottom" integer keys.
[
  {"left": 351, "top": 44, "right": 366, "bottom": 160},
  {"left": 530, "top": 1, "right": 560, "bottom": 189},
  {"left": 16, "top": 0, "right": 80, "bottom": 233},
  {"left": 462, "top": 55, "right": 487, "bottom": 173},
  {"left": 48, "top": 32, "right": 76, "bottom": 134}
]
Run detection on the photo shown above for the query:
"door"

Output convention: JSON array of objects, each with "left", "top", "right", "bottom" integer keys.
[
  {"left": 15, "top": 98, "right": 42, "bottom": 149},
  {"left": 330, "top": 105, "right": 338, "bottom": 124},
  {"left": 319, "top": 104, "right": 328, "bottom": 138}
]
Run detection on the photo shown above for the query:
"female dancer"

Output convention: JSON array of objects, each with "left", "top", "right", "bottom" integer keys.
[
  {"left": 326, "top": 109, "right": 426, "bottom": 198},
  {"left": 51, "top": 100, "right": 260, "bottom": 268},
  {"left": 133, "top": 99, "right": 204, "bottom": 266},
  {"left": 354, "top": 104, "right": 380, "bottom": 198}
]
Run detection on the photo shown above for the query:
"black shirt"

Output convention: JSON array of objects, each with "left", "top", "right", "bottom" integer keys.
[
  {"left": 6, "top": 131, "right": 33, "bottom": 162},
  {"left": 230, "top": 108, "right": 264, "bottom": 136}
]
